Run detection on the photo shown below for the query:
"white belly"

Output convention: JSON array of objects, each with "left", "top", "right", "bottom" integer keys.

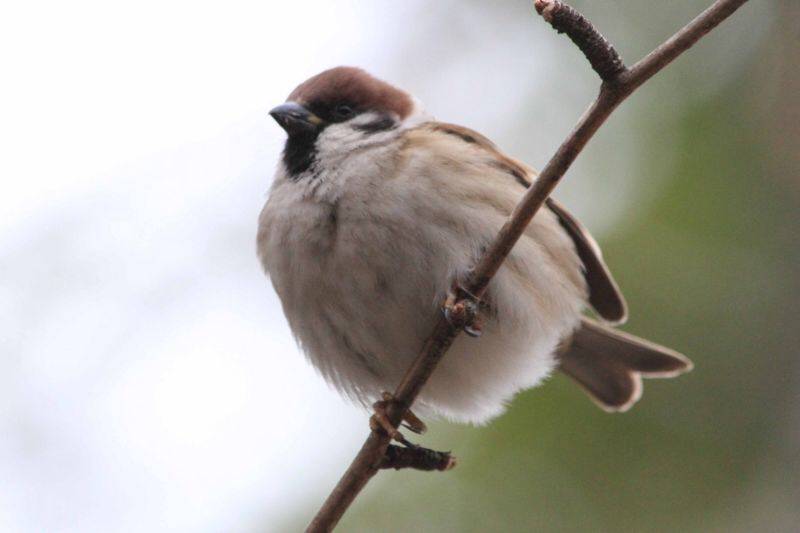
[{"left": 258, "top": 153, "right": 586, "bottom": 424}]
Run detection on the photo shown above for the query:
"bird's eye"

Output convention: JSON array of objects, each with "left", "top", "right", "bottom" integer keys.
[{"left": 334, "top": 104, "right": 355, "bottom": 120}]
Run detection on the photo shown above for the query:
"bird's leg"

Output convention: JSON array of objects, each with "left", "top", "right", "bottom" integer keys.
[
  {"left": 371, "top": 393, "right": 458, "bottom": 472},
  {"left": 381, "top": 392, "right": 427, "bottom": 434},
  {"left": 370, "top": 392, "right": 427, "bottom": 447},
  {"left": 443, "top": 280, "right": 486, "bottom": 337}
]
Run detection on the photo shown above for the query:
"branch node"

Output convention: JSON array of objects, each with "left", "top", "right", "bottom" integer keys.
[
  {"left": 534, "top": 0, "right": 627, "bottom": 81},
  {"left": 380, "top": 445, "right": 457, "bottom": 472}
]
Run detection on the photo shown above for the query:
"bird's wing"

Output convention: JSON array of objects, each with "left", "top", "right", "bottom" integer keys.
[
  {"left": 421, "top": 121, "right": 627, "bottom": 324},
  {"left": 544, "top": 198, "right": 627, "bottom": 324}
]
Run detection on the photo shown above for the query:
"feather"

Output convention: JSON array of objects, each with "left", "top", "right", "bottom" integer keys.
[
  {"left": 559, "top": 317, "right": 693, "bottom": 412},
  {"left": 424, "top": 122, "right": 627, "bottom": 324},
  {"left": 545, "top": 198, "right": 628, "bottom": 324}
]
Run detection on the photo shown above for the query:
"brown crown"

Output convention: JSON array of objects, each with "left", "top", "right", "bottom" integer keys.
[{"left": 288, "top": 66, "right": 413, "bottom": 120}]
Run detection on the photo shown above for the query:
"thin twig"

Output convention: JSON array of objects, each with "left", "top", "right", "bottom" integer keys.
[
  {"left": 306, "top": 1, "right": 749, "bottom": 531},
  {"left": 534, "top": 0, "right": 625, "bottom": 80}
]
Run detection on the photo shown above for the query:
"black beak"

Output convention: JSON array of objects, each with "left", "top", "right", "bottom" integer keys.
[{"left": 269, "top": 102, "right": 323, "bottom": 136}]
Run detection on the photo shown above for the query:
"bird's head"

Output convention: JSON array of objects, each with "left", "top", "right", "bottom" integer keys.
[{"left": 270, "top": 66, "right": 428, "bottom": 178}]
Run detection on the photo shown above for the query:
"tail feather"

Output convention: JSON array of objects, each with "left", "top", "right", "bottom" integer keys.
[{"left": 558, "top": 318, "right": 693, "bottom": 412}]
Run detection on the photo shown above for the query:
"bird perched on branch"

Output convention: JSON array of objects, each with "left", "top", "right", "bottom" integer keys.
[{"left": 258, "top": 66, "right": 692, "bottom": 426}]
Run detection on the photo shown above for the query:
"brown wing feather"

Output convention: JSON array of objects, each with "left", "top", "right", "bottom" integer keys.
[
  {"left": 425, "top": 121, "right": 627, "bottom": 324},
  {"left": 545, "top": 198, "right": 628, "bottom": 324},
  {"left": 427, "top": 122, "right": 500, "bottom": 149},
  {"left": 427, "top": 122, "right": 532, "bottom": 187}
]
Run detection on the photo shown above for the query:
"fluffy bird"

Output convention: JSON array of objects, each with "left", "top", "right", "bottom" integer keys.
[{"left": 258, "top": 66, "right": 692, "bottom": 425}]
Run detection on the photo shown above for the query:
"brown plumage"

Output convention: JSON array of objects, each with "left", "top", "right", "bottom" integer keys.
[
  {"left": 419, "top": 121, "right": 688, "bottom": 411},
  {"left": 546, "top": 198, "right": 627, "bottom": 324},
  {"left": 289, "top": 66, "right": 414, "bottom": 121},
  {"left": 559, "top": 318, "right": 693, "bottom": 411}
]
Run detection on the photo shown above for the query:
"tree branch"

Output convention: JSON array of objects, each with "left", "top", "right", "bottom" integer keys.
[
  {"left": 534, "top": 0, "right": 625, "bottom": 81},
  {"left": 379, "top": 445, "right": 457, "bottom": 472},
  {"left": 306, "top": 1, "right": 749, "bottom": 531}
]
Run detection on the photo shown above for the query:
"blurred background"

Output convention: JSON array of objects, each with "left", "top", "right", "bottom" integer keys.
[{"left": 1, "top": 0, "right": 796, "bottom": 531}]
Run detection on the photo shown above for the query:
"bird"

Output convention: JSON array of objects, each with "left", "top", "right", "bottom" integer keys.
[{"left": 257, "top": 66, "right": 692, "bottom": 427}]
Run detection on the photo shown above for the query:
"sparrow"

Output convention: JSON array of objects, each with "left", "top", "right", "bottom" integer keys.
[{"left": 257, "top": 66, "right": 692, "bottom": 425}]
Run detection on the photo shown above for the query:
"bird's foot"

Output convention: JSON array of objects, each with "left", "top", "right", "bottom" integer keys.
[
  {"left": 443, "top": 282, "right": 485, "bottom": 337},
  {"left": 371, "top": 393, "right": 457, "bottom": 472},
  {"left": 370, "top": 392, "right": 427, "bottom": 447}
]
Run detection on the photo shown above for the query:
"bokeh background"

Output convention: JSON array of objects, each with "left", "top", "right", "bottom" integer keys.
[{"left": 1, "top": 1, "right": 797, "bottom": 531}]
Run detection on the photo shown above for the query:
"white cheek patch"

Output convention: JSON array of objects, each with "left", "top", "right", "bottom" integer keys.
[
  {"left": 315, "top": 100, "right": 432, "bottom": 155},
  {"left": 308, "top": 101, "right": 433, "bottom": 192},
  {"left": 314, "top": 113, "right": 400, "bottom": 162},
  {"left": 349, "top": 111, "right": 395, "bottom": 131},
  {"left": 314, "top": 123, "right": 367, "bottom": 158}
]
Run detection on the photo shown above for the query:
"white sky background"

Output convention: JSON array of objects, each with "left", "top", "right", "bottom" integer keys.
[
  {"left": 0, "top": 1, "right": 768, "bottom": 531},
  {"left": 0, "top": 2, "right": 406, "bottom": 531}
]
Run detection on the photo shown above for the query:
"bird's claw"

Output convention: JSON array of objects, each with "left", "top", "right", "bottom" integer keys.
[
  {"left": 463, "top": 314, "right": 484, "bottom": 338},
  {"left": 371, "top": 392, "right": 428, "bottom": 446},
  {"left": 443, "top": 284, "right": 484, "bottom": 337}
]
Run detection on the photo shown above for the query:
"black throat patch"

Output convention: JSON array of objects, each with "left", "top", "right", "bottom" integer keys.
[{"left": 282, "top": 131, "right": 319, "bottom": 179}]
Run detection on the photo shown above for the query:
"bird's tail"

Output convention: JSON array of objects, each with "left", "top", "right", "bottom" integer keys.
[{"left": 558, "top": 317, "right": 693, "bottom": 412}]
